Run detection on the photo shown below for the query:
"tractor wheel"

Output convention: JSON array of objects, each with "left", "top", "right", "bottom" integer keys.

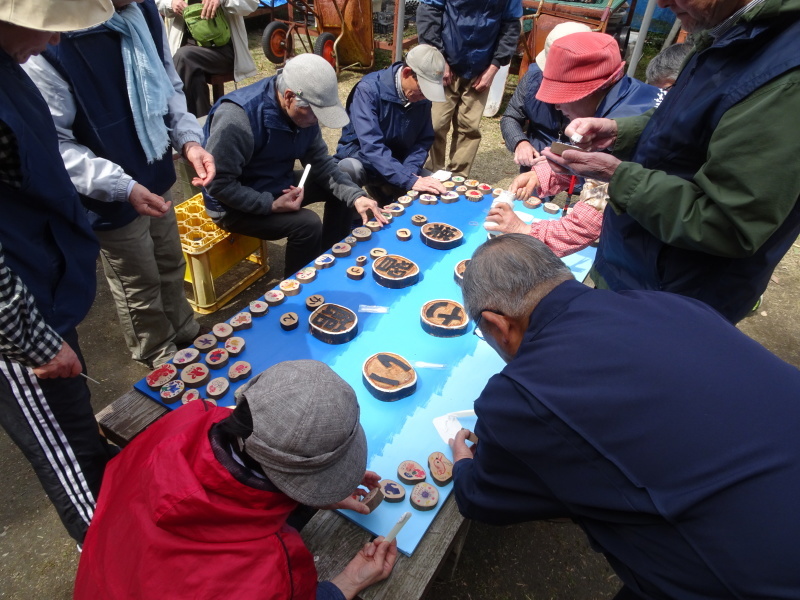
[{"left": 262, "top": 21, "right": 293, "bottom": 63}]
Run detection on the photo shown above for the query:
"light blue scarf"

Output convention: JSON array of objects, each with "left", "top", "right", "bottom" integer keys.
[{"left": 105, "top": 5, "right": 174, "bottom": 163}]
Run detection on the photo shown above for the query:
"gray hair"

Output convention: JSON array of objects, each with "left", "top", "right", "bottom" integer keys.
[
  {"left": 645, "top": 43, "right": 693, "bottom": 87},
  {"left": 461, "top": 234, "right": 573, "bottom": 322},
  {"left": 275, "top": 72, "right": 310, "bottom": 108}
]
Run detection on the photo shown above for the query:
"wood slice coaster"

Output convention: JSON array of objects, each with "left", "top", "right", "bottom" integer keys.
[
  {"left": 363, "top": 352, "right": 417, "bottom": 401},
  {"left": 264, "top": 289, "right": 285, "bottom": 306},
  {"left": 420, "top": 299, "right": 469, "bottom": 337},
  {"left": 442, "top": 181, "right": 455, "bottom": 190},
  {"left": 355, "top": 255, "right": 368, "bottom": 266},
  {"left": 379, "top": 479, "right": 406, "bottom": 503},
  {"left": 181, "top": 363, "right": 210, "bottom": 388},
  {"left": 206, "top": 377, "right": 229, "bottom": 401},
  {"left": 450, "top": 175, "right": 465, "bottom": 184},
  {"left": 454, "top": 259, "right": 470, "bottom": 286},
  {"left": 181, "top": 388, "right": 203, "bottom": 404},
  {"left": 464, "top": 179, "right": 479, "bottom": 190},
  {"left": 428, "top": 451, "right": 454, "bottom": 486},
  {"left": 440, "top": 191, "right": 459, "bottom": 204},
  {"left": 397, "top": 195, "right": 413, "bottom": 207},
  {"left": 212, "top": 323, "right": 233, "bottom": 340},
  {"left": 172, "top": 347, "right": 200, "bottom": 367},
  {"left": 146, "top": 363, "right": 178, "bottom": 390},
  {"left": 352, "top": 226, "right": 372, "bottom": 242},
  {"left": 366, "top": 220, "right": 382, "bottom": 232},
  {"left": 455, "top": 185, "right": 468, "bottom": 195},
  {"left": 343, "top": 235, "right": 358, "bottom": 246},
  {"left": 228, "top": 360, "right": 252, "bottom": 382},
  {"left": 230, "top": 312, "right": 252, "bottom": 331},
  {"left": 280, "top": 312, "right": 299, "bottom": 331},
  {"left": 543, "top": 202, "right": 560, "bottom": 214},
  {"left": 477, "top": 183, "right": 492, "bottom": 195},
  {"left": 249, "top": 300, "right": 269, "bottom": 317},
  {"left": 309, "top": 303, "right": 358, "bottom": 344},
  {"left": 492, "top": 188, "right": 503, "bottom": 197},
  {"left": 193, "top": 333, "right": 218, "bottom": 353},
  {"left": 380, "top": 212, "right": 393, "bottom": 223},
  {"left": 396, "top": 228, "right": 412, "bottom": 241},
  {"left": 523, "top": 197, "right": 542, "bottom": 209},
  {"left": 205, "top": 347, "right": 229, "bottom": 369},
  {"left": 295, "top": 266, "right": 317, "bottom": 284},
  {"left": 410, "top": 482, "right": 439, "bottom": 511},
  {"left": 347, "top": 266, "right": 365, "bottom": 280},
  {"left": 224, "top": 336, "right": 245, "bottom": 355},
  {"left": 419, "top": 194, "right": 438, "bottom": 205},
  {"left": 397, "top": 460, "right": 426, "bottom": 484},
  {"left": 372, "top": 254, "right": 420, "bottom": 289},
  {"left": 465, "top": 190, "right": 483, "bottom": 202},
  {"left": 159, "top": 379, "right": 185, "bottom": 402},
  {"left": 331, "top": 242, "right": 352, "bottom": 257},
  {"left": 279, "top": 279, "right": 301, "bottom": 296},
  {"left": 361, "top": 487, "right": 384, "bottom": 513},
  {"left": 420, "top": 222, "right": 464, "bottom": 250},
  {"left": 305, "top": 294, "right": 325, "bottom": 311},
  {"left": 405, "top": 190, "right": 419, "bottom": 198},
  {"left": 369, "top": 247, "right": 387, "bottom": 259},
  {"left": 410, "top": 214, "right": 427, "bottom": 226},
  {"left": 314, "top": 254, "right": 336, "bottom": 269}
]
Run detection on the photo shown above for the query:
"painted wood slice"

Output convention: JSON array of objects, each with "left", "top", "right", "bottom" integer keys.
[
  {"left": 224, "top": 336, "right": 245, "bottom": 355},
  {"left": 193, "top": 333, "right": 218, "bottom": 353},
  {"left": 309, "top": 303, "right": 358, "bottom": 344},
  {"left": 405, "top": 190, "right": 419, "bottom": 198},
  {"left": 279, "top": 279, "right": 301, "bottom": 296},
  {"left": 384, "top": 202, "right": 405, "bottom": 216},
  {"left": 206, "top": 377, "right": 229, "bottom": 400},
  {"left": 346, "top": 266, "right": 365, "bottom": 280},
  {"left": 361, "top": 487, "right": 384, "bottom": 513},
  {"left": 295, "top": 266, "right": 317, "bottom": 283},
  {"left": 419, "top": 193, "right": 438, "bottom": 205},
  {"left": 280, "top": 312, "right": 299, "bottom": 331},
  {"left": 410, "top": 482, "right": 439, "bottom": 511},
  {"left": 454, "top": 259, "right": 470, "bottom": 286},
  {"left": 249, "top": 300, "right": 269, "bottom": 316},
  {"left": 343, "top": 235, "right": 358, "bottom": 246},
  {"left": 172, "top": 347, "right": 200, "bottom": 367},
  {"left": 396, "top": 228, "right": 412, "bottom": 241},
  {"left": 352, "top": 226, "right": 372, "bottom": 242},
  {"left": 212, "top": 323, "right": 233, "bottom": 339},
  {"left": 543, "top": 202, "right": 560, "bottom": 214},
  {"left": 420, "top": 299, "right": 469, "bottom": 337},
  {"left": 492, "top": 188, "right": 503, "bottom": 197},
  {"left": 410, "top": 214, "right": 427, "bottom": 226},
  {"left": 314, "top": 254, "right": 336, "bottom": 269},
  {"left": 523, "top": 197, "right": 542, "bottom": 209},
  {"left": 380, "top": 211, "right": 393, "bottom": 223},
  {"left": 397, "top": 460, "right": 426, "bottom": 484},
  {"left": 464, "top": 179, "right": 479, "bottom": 190},
  {"left": 379, "top": 479, "right": 406, "bottom": 503},
  {"left": 477, "top": 183, "right": 493, "bottom": 195},
  {"left": 397, "top": 195, "right": 413, "bottom": 207},
  {"left": 264, "top": 289, "right": 285, "bottom": 306},
  {"left": 369, "top": 247, "right": 387, "bottom": 259},
  {"left": 363, "top": 352, "right": 417, "bottom": 401},
  {"left": 305, "top": 294, "right": 325, "bottom": 311},
  {"left": 230, "top": 312, "right": 252, "bottom": 330},
  {"left": 366, "top": 220, "right": 382, "bottom": 232},
  {"left": 450, "top": 175, "right": 465, "bottom": 184},
  {"left": 145, "top": 363, "right": 177, "bottom": 390},
  {"left": 465, "top": 190, "right": 483, "bottom": 202},
  {"left": 455, "top": 185, "right": 468, "bottom": 195},
  {"left": 440, "top": 191, "right": 459, "bottom": 203},
  {"left": 356, "top": 255, "right": 368, "bottom": 266},
  {"left": 428, "top": 451, "right": 454, "bottom": 486},
  {"left": 160, "top": 379, "right": 185, "bottom": 401},
  {"left": 181, "top": 388, "right": 203, "bottom": 404},
  {"left": 372, "top": 254, "right": 420, "bottom": 289},
  {"left": 420, "top": 222, "right": 464, "bottom": 250},
  {"left": 228, "top": 360, "right": 252, "bottom": 382},
  {"left": 181, "top": 363, "right": 210, "bottom": 388},
  {"left": 331, "top": 242, "right": 352, "bottom": 257},
  {"left": 205, "top": 348, "right": 229, "bottom": 369},
  {"left": 442, "top": 180, "right": 455, "bottom": 190}
]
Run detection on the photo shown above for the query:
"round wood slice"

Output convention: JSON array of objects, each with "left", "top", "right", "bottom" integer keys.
[
  {"left": 181, "top": 363, "right": 210, "bottom": 388},
  {"left": 419, "top": 193, "right": 438, "bottom": 205},
  {"left": 145, "top": 363, "right": 177, "bottom": 390},
  {"left": 264, "top": 289, "right": 285, "bottom": 306},
  {"left": 172, "top": 347, "right": 200, "bottom": 367},
  {"left": 309, "top": 303, "right": 358, "bottom": 345},
  {"left": 249, "top": 300, "right": 269, "bottom": 316},
  {"left": 442, "top": 181, "right": 455, "bottom": 190},
  {"left": 464, "top": 179, "right": 478, "bottom": 190},
  {"left": 279, "top": 279, "right": 301, "bottom": 296},
  {"left": 450, "top": 175, "right": 465, "bottom": 184},
  {"left": 343, "top": 235, "right": 358, "bottom": 246},
  {"left": 212, "top": 323, "right": 233, "bottom": 340},
  {"left": 224, "top": 336, "right": 246, "bottom": 355},
  {"left": 410, "top": 482, "right": 439, "bottom": 511},
  {"left": 181, "top": 388, "right": 203, "bottom": 404},
  {"left": 352, "top": 226, "right": 372, "bottom": 242},
  {"left": 405, "top": 190, "right": 419, "bottom": 198},
  {"left": 366, "top": 220, "right": 382, "bottom": 232},
  {"left": 492, "top": 188, "right": 503, "bottom": 197},
  {"left": 523, "top": 197, "right": 542, "bottom": 209},
  {"left": 193, "top": 333, "right": 218, "bottom": 353},
  {"left": 397, "top": 460, "right": 426, "bottom": 484},
  {"left": 314, "top": 254, "right": 336, "bottom": 269},
  {"left": 420, "top": 299, "right": 469, "bottom": 337},
  {"left": 379, "top": 479, "right": 406, "bottom": 503},
  {"left": 397, "top": 195, "right": 413, "bottom": 207},
  {"left": 385, "top": 202, "right": 406, "bottom": 217},
  {"left": 454, "top": 259, "right": 470, "bottom": 286},
  {"left": 305, "top": 294, "right": 325, "bottom": 311},
  {"left": 428, "top": 451, "right": 454, "bottom": 486},
  {"left": 440, "top": 191, "right": 459, "bottom": 203},
  {"left": 295, "top": 266, "right": 317, "bottom": 283},
  {"left": 369, "top": 247, "right": 387, "bottom": 259},
  {"left": 380, "top": 212, "right": 393, "bottom": 223},
  {"left": 160, "top": 379, "right": 185, "bottom": 401},
  {"left": 420, "top": 222, "right": 464, "bottom": 250},
  {"left": 396, "top": 228, "right": 412, "bottom": 241},
  {"left": 347, "top": 266, "right": 365, "bottom": 280},
  {"left": 206, "top": 377, "right": 229, "bottom": 401},
  {"left": 361, "top": 487, "right": 384, "bottom": 513},
  {"left": 362, "top": 352, "right": 417, "bottom": 401},
  {"left": 356, "top": 255, "right": 368, "bottom": 266},
  {"left": 543, "top": 202, "right": 560, "bottom": 214},
  {"left": 331, "top": 242, "right": 352, "bottom": 257},
  {"left": 477, "top": 183, "right": 493, "bottom": 195},
  {"left": 228, "top": 360, "right": 252, "bottom": 382},
  {"left": 205, "top": 347, "right": 229, "bottom": 369},
  {"left": 230, "top": 312, "right": 252, "bottom": 330},
  {"left": 372, "top": 254, "right": 420, "bottom": 289},
  {"left": 465, "top": 190, "right": 483, "bottom": 202},
  {"left": 455, "top": 185, "right": 468, "bottom": 195},
  {"left": 280, "top": 312, "right": 299, "bottom": 331},
  {"left": 410, "top": 214, "right": 427, "bottom": 226}
]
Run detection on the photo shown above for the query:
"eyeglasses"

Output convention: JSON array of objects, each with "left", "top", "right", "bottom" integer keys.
[{"left": 473, "top": 313, "right": 485, "bottom": 340}]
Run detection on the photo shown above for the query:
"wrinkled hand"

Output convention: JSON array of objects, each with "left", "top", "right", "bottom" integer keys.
[
  {"left": 201, "top": 0, "right": 221, "bottom": 19},
  {"left": 442, "top": 62, "right": 452, "bottom": 87},
  {"left": 354, "top": 196, "right": 387, "bottom": 226},
  {"left": 183, "top": 142, "right": 216, "bottom": 187},
  {"left": 171, "top": 0, "right": 187, "bottom": 15},
  {"left": 472, "top": 64, "right": 499, "bottom": 93},
  {"left": 541, "top": 148, "right": 621, "bottom": 182},
  {"left": 331, "top": 537, "right": 398, "bottom": 600},
  {"left": 510, "top": 171, "right": 539, "bottom": 200},
  {"left": 485, "top": 202, "right": 529, "bottom": 235},
  {"left": 322, "top": 471, "right": 381, "bottom": 514},
  {"left": 514, "top": 141, "right": 539, "bottom": 167},
  {"left": 448, "top": 428, "right": 476, "bottom": 462},
  {"left": 272, "top": 186, "right": 304, "bottom": 212},
  {"left": 33, "top": 341, "right": 82, "bottom": 379},
  {"left": 564, "top": 117, "right": 618, "bottom": 151},
  {"left": 411, "top": 175, "right": 446, "bottom": 195},
  {"left": 129, "top": 183, "right": 171, "bottom": 217}
]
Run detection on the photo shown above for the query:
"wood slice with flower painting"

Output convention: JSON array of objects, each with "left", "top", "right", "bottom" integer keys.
[{"left": 410, "top": 482, "right": 439, "bottom": 511}]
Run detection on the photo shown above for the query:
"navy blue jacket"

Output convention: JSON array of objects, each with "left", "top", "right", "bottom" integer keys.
[
  {"left": 0, "top": 50, "right": 98, "bottom": 335},
  {"left": 454, "top": 280, "right": 800, "bottom": 599},
  {"left": 42, "top": 0, "right": 176, "bottom": 231},
  {"left": 521, "top": 66, "right": 562, "bottom": 152},
  {"left": 335, "top": 63, "right": 434, "bottom": 190},
  {"left": 594, "top": 75, "right": 660, "bottom": 120}
]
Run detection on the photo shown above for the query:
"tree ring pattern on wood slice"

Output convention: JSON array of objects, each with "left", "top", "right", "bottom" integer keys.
[
  {"left": 379, "top": 479, "right": 406, "bottom": 503},
  {"left": 264, "top": 289, "right": 285, "bottom": 306},
  {"left": 228, "top": 360, "right": 252, "bottom": 382},
  {"left": 396, "top": 228, "right": 412, "bottom": 241},
  {"left": 465, "top": 190, "right": 483, "bottom": 202},
  {"left": 279, "top": 279, "right": 301, "bottom": 296},
  {"left": 249, "top": 299, "right": 269, "bottom": 316},
  {"left": 397, "top": 460, "right": 426, "bottom": 484},
  {"left": 160, "top": 379, "right": 185, "bottom": 401},
  {"left": 384, "top": 202, "right": 405, "bottom": 216},
  {"left": 454, "top": 259, "right": 470, "bottom": 286},
  {"left": 205, "top": 347, "right": 229, "bottom": 369},
  {"left": 280, "top": 312, "right": 299, "bottom": 331},
  {"left": 305, "top": 294, "right": 325, "bottom": 311},
  {"left": 356, "top": 255, "right": 368, "bottom": 266},
  {"left": 366, "top": 220, "right": 382, "bottom": 232},
  {"left": 440, "top": 191, "right": 459, "bottom": 203},
  {"left": 309, "top": 303, "right": 358, "bottom": 344},
  {"left": 295, "top": 267, "right": 317, "bottom": 283},
  {"left": 369, "top": 247, "right": 387, "bottom": 259},
  {"left": 428, "top": 451, "right": 454, "bottom": 486},
  {"left": 212, "top": 323, "right": 233, "bottom": 339},
  {"left": 352, "top": 226, "right": 372, "bottom": 242},
  {"left": 543, "top": 202, "right": 560, "bottom": 214},
  {"left": 410, "top": 214, "right": 427, "bottom": 226},
  {"left": 419, "top": 193, "right": 438, "bottom": 205},
  {"left": 173, "top": 347, "right": 200, "bottom": 366},
  {"left": 410, "top": 482, "right": 439, "bottom": 511},
  {"left": 363, "top": 352, "right": 417, "bottom": 401},
  {"left": 230, "top": 312, "right": 252, "bottom": 330},
  {"left": 181, "top": 388, "right": 202, "bottom": 404},
  {"left": 420, "top": 222, "right": 463, "bottom": 250},
  {"left": 372, "top": 254, "right": 420, "bottom": 288},
  {"left": 360, "top": 487, "right": 384, "bottom": 513},
  {"left": 314, "top": 254, "right": 336, "bottom": 269},
  {"left": 146, "top": 363, "right": 178, "bottom": 390},
  {"left": 524, "top": 196, "right": 542, "bottom": 209},
  {"left": 331, "top": 242, "right": 352, "bottom": 257},
  {"left": 193, "top": 333, "right": 217, "bottom": 353},
  {"left": 420, "top": 299, "right": 469, "bottom": 337},
  {"left": 181, "top": 363, "right": 210, "bottom": 388},
  {"left": 346, "top": 266, "right": 365, "bottom": 280},
  {"left": 224, "top": 336, "right": 245, "bottom": 355},
  {"left": 206, "top": 377, "right": 229, "bottom": 400}
]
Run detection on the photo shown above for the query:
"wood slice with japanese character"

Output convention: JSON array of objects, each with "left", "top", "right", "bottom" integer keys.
[
  {"left": 372, "top": 254, "right": 420, "bottom": 289},
  {"left": 362, "top": 352, "right": 417, "bottom": 401},
  {"left": 420, "top": 299, "right": 469, "bottom": 337},
  {"left": 420, "top": 222, "right": 463, "bottom": 250},
  {"left": 308, "top": 303, "right": 358, "bottom": 344}
]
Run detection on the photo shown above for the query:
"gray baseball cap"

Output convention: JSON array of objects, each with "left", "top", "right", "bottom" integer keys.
[
  {"left": 281, "top": 54, "right": 349, "bottom": 129},
  {"left": 235, "top": 360, "right": 367, "bottom": 507},
  {"left": 406, "top": 44, "right": 446, "bottom": 102}
]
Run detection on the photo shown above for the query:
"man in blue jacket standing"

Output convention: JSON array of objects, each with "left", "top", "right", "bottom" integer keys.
[
  {"left": 417, "top": 0, "right": 522, "bottom": 177},
  {"left": 336, "top": 44, "right": 448, "bottom": 204}
]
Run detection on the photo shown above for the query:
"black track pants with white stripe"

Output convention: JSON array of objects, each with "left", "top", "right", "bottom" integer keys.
[{"left": 0, "top": 330, "right": 116, "bottom": 543}]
